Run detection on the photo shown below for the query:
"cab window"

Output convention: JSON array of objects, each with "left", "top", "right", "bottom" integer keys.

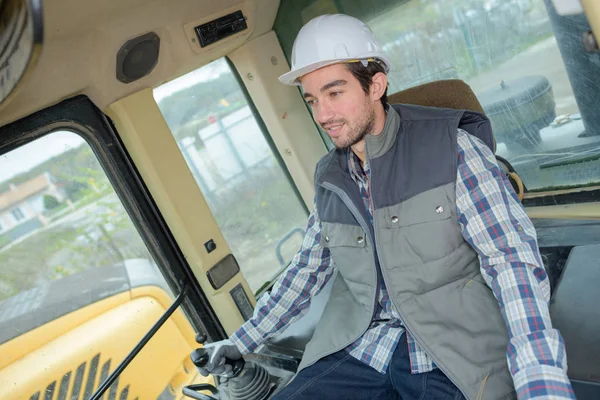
[
  {"left": 275, "top": 0, "right": 600, "bottom": 192},
  {"left": 154, "top": 58, "right": 309, "bottom": 293},
  {"left": 0, "top": 129, "right": 203, "bottom": 400}
]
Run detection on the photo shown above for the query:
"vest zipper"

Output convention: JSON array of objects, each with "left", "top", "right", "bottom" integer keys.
[
  {"left": 363, "top": 143, "right": 382, "bottom": 324},
  {"left": 320, "top": 181, "right": 382, "bottom": 325},
  {"left": 295, "top": 181, "right": 382, "bottom": 374}
]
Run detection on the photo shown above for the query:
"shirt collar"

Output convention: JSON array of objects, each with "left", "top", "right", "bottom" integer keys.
[{"left": 347, "top": 149, "right": 368, "bottom": 184}]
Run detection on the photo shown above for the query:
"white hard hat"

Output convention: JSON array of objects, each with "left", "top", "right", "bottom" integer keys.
[{"left": 279, "top": 14, "right": 392, "bottom": 86}]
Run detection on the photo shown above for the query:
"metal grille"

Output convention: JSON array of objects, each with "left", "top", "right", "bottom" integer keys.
[{"left": 28, "top": 353, "right": 133, "bottom": 400}]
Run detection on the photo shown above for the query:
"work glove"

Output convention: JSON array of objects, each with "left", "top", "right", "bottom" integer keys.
[{"left": 196, "top": 339, "right": 243, "bottom": 377}]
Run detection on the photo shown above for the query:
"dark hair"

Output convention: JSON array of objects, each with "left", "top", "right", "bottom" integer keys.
[{"left": 344, "top": 60, "right": 389, "bottom": 105}]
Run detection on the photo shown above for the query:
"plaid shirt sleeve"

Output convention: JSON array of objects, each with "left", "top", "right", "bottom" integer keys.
[
  {"left": 455, "top": 129, "right": 575, "bottom": 399},
  {"left": 230, "top": 202, "right": 335, "bottom": 354}
]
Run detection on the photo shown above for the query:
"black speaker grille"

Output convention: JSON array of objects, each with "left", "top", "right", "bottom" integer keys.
[{"left": 116, "top": 32, "right": 160, "bottom": 84}]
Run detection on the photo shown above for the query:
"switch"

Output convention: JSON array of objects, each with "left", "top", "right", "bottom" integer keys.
[{"left": 204, "top": 239, "right": 217, "bottom": 253}]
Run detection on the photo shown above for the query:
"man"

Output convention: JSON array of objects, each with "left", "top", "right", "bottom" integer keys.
[{"left": 198, "top": 14, "right": 574, "bottom": 400}]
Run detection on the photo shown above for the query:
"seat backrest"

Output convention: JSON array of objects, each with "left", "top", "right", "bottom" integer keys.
[
  {"left": 389, "top": 79, "right": 527, "bottom": 200},
  {"left": 388, "top": 79, "right": 493, "bottom": 154},
  {"left": 387, "top": 79, "right": 486, "bottom": 114}
]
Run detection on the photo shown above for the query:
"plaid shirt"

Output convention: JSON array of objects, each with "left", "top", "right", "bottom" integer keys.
[{"left": 231, "top": 129, "right": 574, "bottom": 399}]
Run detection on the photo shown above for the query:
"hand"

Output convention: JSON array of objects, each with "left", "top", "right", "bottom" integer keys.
[{"left": 196, "top": 339, "right": 243, "bottom": 377}]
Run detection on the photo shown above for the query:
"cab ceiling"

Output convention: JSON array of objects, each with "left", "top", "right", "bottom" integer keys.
[{"left": 0, "top": 0, "right": 280, "bottom": 128}]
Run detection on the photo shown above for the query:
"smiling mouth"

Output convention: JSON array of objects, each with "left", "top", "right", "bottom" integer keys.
[{"left": 322, "top": 123, "right": 344, "bottom": 137}]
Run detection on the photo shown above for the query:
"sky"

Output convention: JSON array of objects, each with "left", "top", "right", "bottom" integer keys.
[
  {"left": 153, "top": 58, "right": 229, "bottom": 103},
  {"left": 0, "top": 131, "right": 86, "bottom": 184}
]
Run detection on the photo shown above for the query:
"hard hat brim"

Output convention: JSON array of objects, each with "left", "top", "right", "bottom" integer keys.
[
  {"left": 279, "top": 59, "right": 345, "bottom": 86},
  {"left": 278, "top": 56, "right": 392, "bottom": 86}
]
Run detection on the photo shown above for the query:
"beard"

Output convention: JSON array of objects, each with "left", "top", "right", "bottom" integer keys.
[{"left": 322, "top": 101, "right": 376, "bottom": 150}]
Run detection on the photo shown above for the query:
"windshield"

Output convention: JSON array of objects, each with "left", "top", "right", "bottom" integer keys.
[{"left": 274, "top": 0, "right": 600, "bottom": 192}]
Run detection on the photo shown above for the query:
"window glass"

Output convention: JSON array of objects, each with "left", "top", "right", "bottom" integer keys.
[
  {"left": 0, "top": 132, "right": 156, "bottom": 303},
  {"left": 0, "top": 131, "right": 200, "bottom": 400},
  {"left": 154, "top": 58, "right": 308, "bottom": 293},
  {"left": 11, "top": 207, "right": 26, "bottom": 221},
  {"left": 274, "top": 0, "right": 600, "bottom": 191}
]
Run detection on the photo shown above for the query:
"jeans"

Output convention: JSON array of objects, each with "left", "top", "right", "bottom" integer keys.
[{"left": 272, "top": 333, "right": 465, "bottom": 400}]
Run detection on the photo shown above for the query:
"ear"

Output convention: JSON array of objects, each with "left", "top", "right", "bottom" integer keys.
[{"left": 370, "top": 72, "right": 388, "bottom": 102}]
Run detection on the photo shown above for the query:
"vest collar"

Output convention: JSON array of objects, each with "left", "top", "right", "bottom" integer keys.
[
  {"left": 365, "top": 104, "right": 400, "bottom": 159},
  {"left": 315, "top": 105, "right": 401, "bottom": 186}
]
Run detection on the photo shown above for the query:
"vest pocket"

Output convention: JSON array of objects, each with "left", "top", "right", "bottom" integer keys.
[
  {"left": 381, "top": 197, "right": 463, "bottom": 263},
  {"left": 320, "top": 222, "right": 375, "bottom": 289},
  {"left": 383, "top": 198, "right": 451, "bottom": 229},
  {"left": 320, "top": 222, "right": 368, "bottom": 249}
]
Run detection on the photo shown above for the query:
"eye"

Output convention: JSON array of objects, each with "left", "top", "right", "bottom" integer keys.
[
  {"left": 330, "top": 91, "right": 341, "bottom": 98},
  {"left": 306, "top": 99, "right": 316, "bottom": 106}
]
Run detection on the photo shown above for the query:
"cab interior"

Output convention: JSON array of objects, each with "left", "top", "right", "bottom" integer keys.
[{"left": 1, "top": 0, "right": 600, "bottom": 399}]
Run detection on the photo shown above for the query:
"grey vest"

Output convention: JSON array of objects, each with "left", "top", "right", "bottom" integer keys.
[{"left": 302, "top": 104, "right": 516, "bottom": 400}]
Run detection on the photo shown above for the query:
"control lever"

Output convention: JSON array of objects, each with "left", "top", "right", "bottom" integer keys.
[
  {"left": 183, "top": 333, "right": 223, "bottom": 400},
  {"left": 183, "top": 333, "right": 276, "bottom": 400},
  {"left": 190, "top": 347, "right": 246, "bottom": 378}
]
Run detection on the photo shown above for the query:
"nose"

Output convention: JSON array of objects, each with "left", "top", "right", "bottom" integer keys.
[{"left": 314, "top": 100, "right": 335, "bottom": 126}]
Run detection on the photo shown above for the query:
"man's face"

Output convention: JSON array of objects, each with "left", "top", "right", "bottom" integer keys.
[{"left": 301, "top": 64, "right": 376, "bottom": 150}]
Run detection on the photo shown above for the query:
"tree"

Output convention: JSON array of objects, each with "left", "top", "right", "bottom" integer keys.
[{"left": 43, "top": 195, "right": 61, "bottom": 210}]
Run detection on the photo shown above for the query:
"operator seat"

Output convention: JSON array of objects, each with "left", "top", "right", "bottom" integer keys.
[
  {"left": 387, "top": 79, "right": 526, "bottom": 200},
  {"left": 264, "top": 79, "right": 598, "bottom": 398}
]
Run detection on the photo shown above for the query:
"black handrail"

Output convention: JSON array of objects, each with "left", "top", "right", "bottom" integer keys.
[
  {"left": 275, "top": 227, "right": 305, "bottom": 266},
  {"left": 89, "top": 283, "right": 188, "bottom": 400}
]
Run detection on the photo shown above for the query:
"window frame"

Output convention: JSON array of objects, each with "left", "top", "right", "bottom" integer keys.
[
  {"left": 154, "top": 57, "right": 311, "bottom": 293},
  {"left": 0, "top": 95, "right": 227, "bottom": 342},
  {"left": 226, "top": 56, "right": 309, "bottom": 216}
]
